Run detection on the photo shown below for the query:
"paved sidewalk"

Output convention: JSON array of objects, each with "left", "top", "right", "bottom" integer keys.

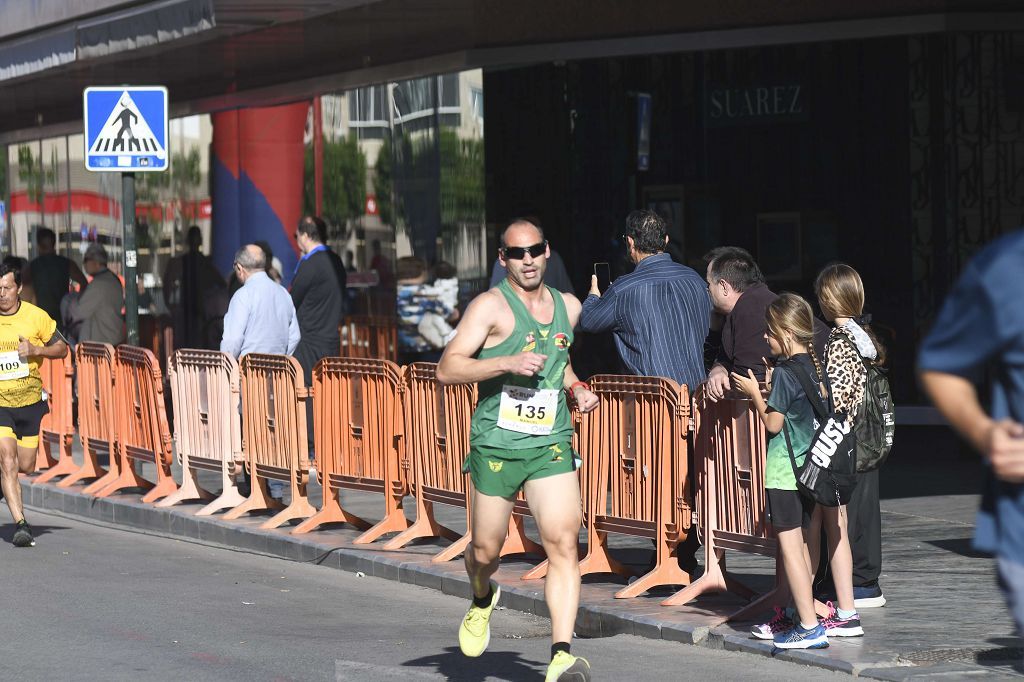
[{"left": 15, "top": 430, "right": 1022, "bottom": 680}]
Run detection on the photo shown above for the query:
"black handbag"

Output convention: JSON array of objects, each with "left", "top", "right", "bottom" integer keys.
[{"left": 780, "top": 360, "right": 859, "bottom": 507}]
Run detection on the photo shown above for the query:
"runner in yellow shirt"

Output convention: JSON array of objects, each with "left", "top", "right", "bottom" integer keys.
[{"left": 0, "top": 263, "right": 68, "bottom": 547}]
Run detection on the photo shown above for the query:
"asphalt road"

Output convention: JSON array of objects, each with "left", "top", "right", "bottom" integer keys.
[{"left": 0, "top": 510, "right": 847, "bottom": 681}]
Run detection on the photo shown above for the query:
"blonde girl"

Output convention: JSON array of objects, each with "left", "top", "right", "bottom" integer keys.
[{"left": 732, "top": 293, "right": 830, "bottom": 649}]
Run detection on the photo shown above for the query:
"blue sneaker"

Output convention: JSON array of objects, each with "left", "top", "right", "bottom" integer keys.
[
  {"left": 853, "top": 584, "right": 886, "bottom": 608},
  {"left": 773, "top": 622, "right": 828, "bottom": 649}
]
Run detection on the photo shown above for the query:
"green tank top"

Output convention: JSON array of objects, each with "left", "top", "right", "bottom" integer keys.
[{"left": 469, "top": 279, "right": 575, "bottom": 450}]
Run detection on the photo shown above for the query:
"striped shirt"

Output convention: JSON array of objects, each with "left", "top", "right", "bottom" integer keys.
[{"left": 579, "top": 253, "right": 711, "bottom": 388}]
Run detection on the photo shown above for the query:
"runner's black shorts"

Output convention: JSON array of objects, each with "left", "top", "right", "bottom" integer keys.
[
  {"left": 0, "top": 400, "right": 49, "bottom": 448},
  {"left": 766, "top": 488, "right": 816, "bottom": 530}
]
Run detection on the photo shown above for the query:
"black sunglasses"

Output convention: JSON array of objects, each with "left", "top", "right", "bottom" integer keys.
[{"left": 501, "top": 241, "right": 547, "bottom": 260}]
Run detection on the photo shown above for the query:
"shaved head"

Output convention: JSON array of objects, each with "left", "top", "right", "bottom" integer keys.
[{"left": 501, "top": 218, "right": 544, "bottom": 247}]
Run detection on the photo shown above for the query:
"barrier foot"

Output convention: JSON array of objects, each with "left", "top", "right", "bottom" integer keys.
[
  {"left": 575, "top": 532, "right": 635, "bottom": 580},
  {"left": 196, "top": 485, "right": 249, "bottom": 517},
  {"left": 382, "top": 502, "right": 460, "bottom": 550},
  {"left": 154, "top": 471, "right": 212, "bottom": 508},
  {"left": 35, "top": 444, "right": 58, "bottom": 472},
  {"left": 660, "top": 547, "right": 729, "bottom": 606},
  {"left": 141, "top": 475, "right": 178, "bottom": 504},
  {"left": 61, "top": 457, "right": 111, "bottom": 490},
  {"left": 293, "top": 490, "right": 371, "bottom": 534},
  {"left": 499, "top": 515, "right": 545, "bottom": 557},
  {"left": 614, "top": 560, "right": 691, "bottom": 599},
  {"left": 353, "top": 508, "right": 412, "bottom": 545},
  {"left": 92, "top": 463, "right": 155, "bottom": 499},
  {"left": 259, "top": 491, "right": 316, "bottom": 529},
  {"left": 432, "top": 533, "right": 472, "bottom": 563},
  {"left": 222, "top": 479, "right": 285, "bottom": 521},
  {"left": 724, "top": 585, "right": 785, "bottom": 624},
  {"left": 33, "top": 453, "right": 79, "bottom": 485}
]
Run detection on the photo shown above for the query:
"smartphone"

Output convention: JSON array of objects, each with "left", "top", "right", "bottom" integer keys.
[{"left": 594, "top": 262, "right": 611, "bottom": 292}]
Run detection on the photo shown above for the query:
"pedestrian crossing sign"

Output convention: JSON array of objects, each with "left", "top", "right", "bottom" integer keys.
[{"left": 83, "top": 86, "right": 169, "bottom": 172}]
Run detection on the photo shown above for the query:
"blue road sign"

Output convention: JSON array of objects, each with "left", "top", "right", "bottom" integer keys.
[{"left": 83, "top": 86, "right": 168, "bottom": 172}]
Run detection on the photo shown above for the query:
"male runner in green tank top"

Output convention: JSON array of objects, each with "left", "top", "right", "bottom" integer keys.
[{"left": 438, "top": 218, "right": 598, "bottom": 682}]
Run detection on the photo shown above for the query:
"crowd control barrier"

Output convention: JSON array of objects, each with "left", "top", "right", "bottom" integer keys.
[
  {"left": 340, "top": 316, "right": 397, "bottom": 361},
  {"left": 381, "top": 363, "right": 467, "bottom": 553},
  {"left": 33, "top": 354, "right": 76, "bottom": 481},
  {"left": 294, "top": 357, "right": 409, "bottom": 544},
  {"left": 574, "top": 375, "right": 693, "bottom": 599},
  {"left": 65, "top": 343, "right": 119, "bottom": 490},
  {"left": 225, "top": 353, "right": 315, "bottom": 528},
  {"left": 159, "top": 350, "right": 246, "bottom": 515},
  {"left": 383, "top": 363, "right": 542, "bottom": 561},
  {"left": 89, "top": 346, "right": 177, "bottom": 503},
  {"left": 659, "top": 387, "right": 782, "bottom": 619}
]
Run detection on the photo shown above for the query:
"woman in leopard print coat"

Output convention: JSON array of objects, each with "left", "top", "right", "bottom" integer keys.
[{"left": 809, "top": 263, "right": 889, "bottom": 622}]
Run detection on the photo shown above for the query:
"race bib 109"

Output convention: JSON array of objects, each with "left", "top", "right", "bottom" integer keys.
[
  {"left": 497, "top": 385, "right": 558, "bottom": 435},
  {"left": 0, "top": 350, "right": 29, "bottom": 382}
]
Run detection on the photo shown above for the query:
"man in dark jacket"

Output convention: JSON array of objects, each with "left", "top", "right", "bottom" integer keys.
[
  {"left": 291, "top": 216, "right": 347, "bottom": 453},
  {"left": 704, "top": 245, "right": 828, "bottom": 400},
  {"left": 703, "top": 246, "right": 778, "bottom": 400},
  {"left": 30, "top": 228, "right": 88, "bottom": 332}
]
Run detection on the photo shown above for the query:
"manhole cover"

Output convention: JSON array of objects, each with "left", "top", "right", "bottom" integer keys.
[{"left": 900, "top": 647, "right": 1023, "bottom": 664}]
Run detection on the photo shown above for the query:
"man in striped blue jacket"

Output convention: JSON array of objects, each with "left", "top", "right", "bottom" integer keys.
[{"left": 579, "top": 210, "right": 711, "bottom": 390}]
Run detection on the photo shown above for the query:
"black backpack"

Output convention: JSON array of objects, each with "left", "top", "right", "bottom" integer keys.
[
  {"left": 853, "top": 358, "right": 895, "bottom": 472},
  {"left": 780, "top": 360, "right": 859, "bottom": 507}
]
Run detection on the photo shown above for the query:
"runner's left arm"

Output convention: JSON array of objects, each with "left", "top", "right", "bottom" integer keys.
[
  {"left": 558, "top": 294, "right": 598, "bottom": 413},
  {"left": 561, "top": 361, "right": 598, "bottom": 414},
  {"left": 20, "top": 329, "right": 68, "bottom": 360}
]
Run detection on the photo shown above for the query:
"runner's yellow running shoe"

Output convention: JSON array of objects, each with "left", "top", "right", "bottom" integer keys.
[
  {"left": 458, "top": 582, "right": 500, "bottom": 657},
  {"left": 545, "top": 651, "right": 591, "bottom": 681}
]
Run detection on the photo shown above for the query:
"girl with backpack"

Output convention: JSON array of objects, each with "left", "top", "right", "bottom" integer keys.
[
  {"left": 810, "top": 264, "right": 890, "bottom": 612},
  {"left": 731, "top": 293, "right": 832, "bottom": 649}
]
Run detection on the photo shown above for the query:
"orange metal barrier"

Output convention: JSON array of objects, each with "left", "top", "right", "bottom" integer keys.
[
  {"left": 89, "top": 345, "right": 177, "bottom": 503},
  {"left": 659, "top": 387, "right": 782, "bottom": 617},
  {"left": 224, "top": 353, "right": 315, "bottom": 528},
  {"left": 381, "top": 363, "right": 466, "bottom": 553},
  {"left": 63, "top": 342, "right": 119, "bottom": 490},
  {"left": 383, "top": 363, "right": 542, "bottom": 561},
  {"left": 159, "top": 350, "right": 246, "bottom": 515},
  {"left": 294, "top": 357, "right": 408, "bottom": 543},
  {"left": 574, "top": 375, "right": 693, "bottom": 598},
  {"left": 32, "top": 354, "right": 76, "bottom": 481},
  {"left": 340, "top": 315, "right": 397, "bottom": 361}
]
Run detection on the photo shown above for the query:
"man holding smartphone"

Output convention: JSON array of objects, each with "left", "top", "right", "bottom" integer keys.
[
  {"left": 579, "top": 210, "right": 710, "bottom": 390},
  {"left": 437, "top": 217, "right": 598, "bottom": 682}
]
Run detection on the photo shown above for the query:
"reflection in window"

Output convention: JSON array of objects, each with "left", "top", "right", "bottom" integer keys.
[
  {"left": 349, "top": 86, "right": 388, "bottom": 127},
  {"left": 306, "top": 69, "right": 487, "bottom": 318}
]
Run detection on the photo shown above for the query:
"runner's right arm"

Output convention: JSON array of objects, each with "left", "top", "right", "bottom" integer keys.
[{"left": 436, "top": 292, "right": 546, "bottom": 386}]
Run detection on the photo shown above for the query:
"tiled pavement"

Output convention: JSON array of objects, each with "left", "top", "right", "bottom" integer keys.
[{"left": 17, "top": 432, "right": 1023, "bottom": 680}]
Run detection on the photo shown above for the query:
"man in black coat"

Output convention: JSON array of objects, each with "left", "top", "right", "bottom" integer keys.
[{"left": 292, "top": 216, "right": 347, "bottom": 455}]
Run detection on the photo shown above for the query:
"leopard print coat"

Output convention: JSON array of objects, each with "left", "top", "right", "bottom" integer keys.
[{"left": 825, "top": 327, "right": 867, "bottom": 418}]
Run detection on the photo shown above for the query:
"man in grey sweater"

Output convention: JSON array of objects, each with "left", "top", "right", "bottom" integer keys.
[{"left": 73, "top": 243, "right": 125, "bottom": 346}]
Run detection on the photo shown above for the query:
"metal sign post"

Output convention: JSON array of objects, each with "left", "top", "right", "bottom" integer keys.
[
  {"left": 122, "top": 172, "right": 138, "bottom": 345},
  {"left": 83, "top": 86, "right": 168, "bottom": 346}
]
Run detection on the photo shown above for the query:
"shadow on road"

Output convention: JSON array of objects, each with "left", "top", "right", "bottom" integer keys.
[
  {"left": 403, "top": 645, "right": 543, "bottom": 681},
  {"left": 0, "top": 523, "right": 69, "bottom": 542}
]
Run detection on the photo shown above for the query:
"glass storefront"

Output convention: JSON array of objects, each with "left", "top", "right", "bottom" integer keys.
[
  {"left": 308, "top": 69, "right": 486, "bottom": 361},
  {"left": 311, "top": 68, "right": 487, "bottom": 319},
  {"left": 3, "top": 117, "right": 212, "bottom": 298}
]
